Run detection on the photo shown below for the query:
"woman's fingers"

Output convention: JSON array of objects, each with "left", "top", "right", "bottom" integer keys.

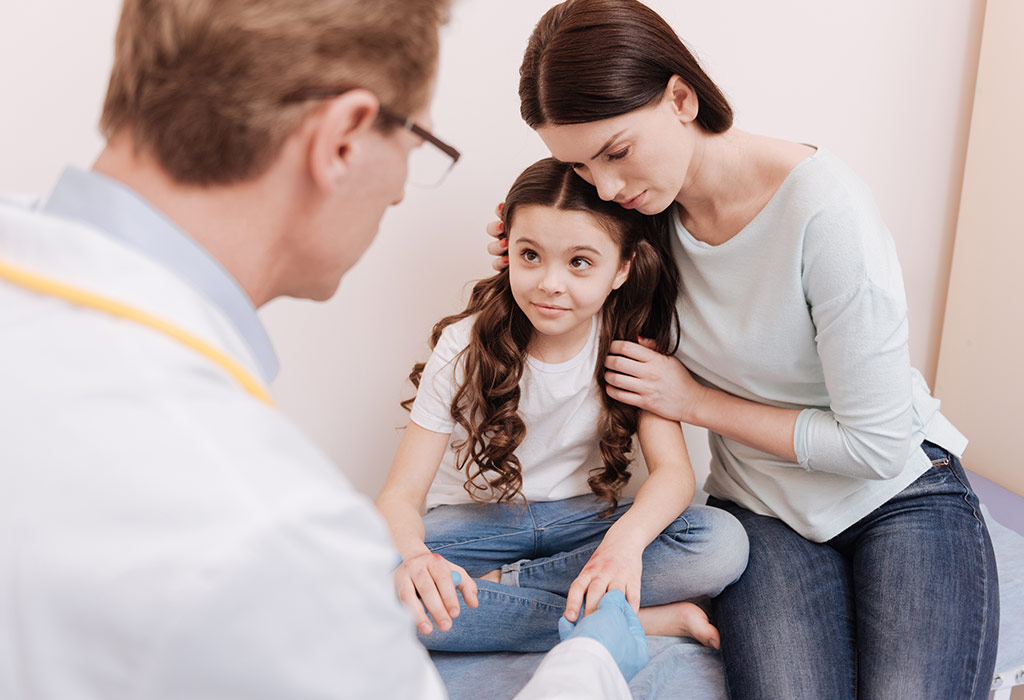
[
  {"left": 604, "top": 352, "right": 648, "bottom": 378},
  {"left": 486, "top": 202, "right": 509, "bottom": 270},
  {"left": 486, "top": 219, "right": 504, "bottom": 241},
  {"left": 486, "top": 236, "right": 506, "bottom": 257},
  {"left": 604, "top": 370, "right": 645, "bottom": 394},
  {"left": 606, "top": 385, "right": 645, "bottom": 408},
  {"left": 608, "top": 339, "right": 660, "bottom": 362},
  {"left": 486, "top": 219, "right": 509, "bottom": 271}
]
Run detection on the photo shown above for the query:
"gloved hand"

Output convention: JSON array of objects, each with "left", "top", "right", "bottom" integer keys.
[{"left": 557, "top": 589, "right": 649, "bottom": 681}]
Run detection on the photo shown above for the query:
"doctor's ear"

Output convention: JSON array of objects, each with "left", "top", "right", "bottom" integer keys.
[{"left": 308, "top": 89, "right": 381, "bottom": 191}]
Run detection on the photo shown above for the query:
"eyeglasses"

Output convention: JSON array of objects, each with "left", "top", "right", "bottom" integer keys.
[{"left": 281, "top": 87, "right": 461, "bottom": 188}]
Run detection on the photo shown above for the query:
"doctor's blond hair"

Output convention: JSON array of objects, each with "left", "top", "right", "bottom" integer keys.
[{"left": 100, "top": 0, "right": 450, "bottom": 186}]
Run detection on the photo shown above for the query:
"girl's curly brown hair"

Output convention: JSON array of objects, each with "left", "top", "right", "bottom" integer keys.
[{"left": 403, "top": 158, "right": 679, "bottom": 515}]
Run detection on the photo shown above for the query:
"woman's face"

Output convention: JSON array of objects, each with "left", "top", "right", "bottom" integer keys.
[{"left": 536, "top": 92, "right": 696, "bottom": 216}]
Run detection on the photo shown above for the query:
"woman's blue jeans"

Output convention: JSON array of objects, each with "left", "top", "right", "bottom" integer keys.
[
  {"left": 419, "top": 493, "right": 749, "bottom": 652},
  {"left": 709, "top": 441, "right": 1000, "bottom": 700}
]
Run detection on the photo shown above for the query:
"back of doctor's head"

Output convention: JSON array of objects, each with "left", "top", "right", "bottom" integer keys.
[{"left": 99, "top": 0, "right": 450, "bottom": 187}]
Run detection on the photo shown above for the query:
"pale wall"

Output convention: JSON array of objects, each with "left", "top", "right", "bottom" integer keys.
[
  {"left": 0, "top": 1, "right": 986, "bottom": 497},
  {"left": 935, "top": 0, "right": 1024, "bottom": 497}
]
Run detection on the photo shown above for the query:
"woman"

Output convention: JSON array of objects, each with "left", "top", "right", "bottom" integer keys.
[{"left": 486, "top": 1, "right": 1000, "bottom": 698}]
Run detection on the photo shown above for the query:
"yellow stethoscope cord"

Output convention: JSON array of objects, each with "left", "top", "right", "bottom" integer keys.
[{"left": 0, "top": 259, "right": 275, "bottom": 407}]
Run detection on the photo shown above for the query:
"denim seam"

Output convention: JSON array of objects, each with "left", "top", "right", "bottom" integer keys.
[
  {"left": 941, "top": 454, "right": 992, "bottom": 698},
  {"left": 475, "top": 587, "right": 566, "bottom": 611},
  {"left": 527, "top": 503, "right": 540, "bottom": 558},
  {"left": 515, "top": 521, "right": 695, "bottom": 575},
  {"left": 515, "top": 545, "right": 600, "bottom": 574},
  {"left": 533, "top": 517, "right": 693, "bottom": 537},
  {"left": 946, "top": 461, "right": 982, "bottom": 523},
  {"left": 428, "top": 530, "right": 540, "bottom": 553},
  {"left": 965, "top": 513, "right": 991, "bottom": 700},
  {"left": 425, "top": 517, "right": 631, "bottom": 554}
]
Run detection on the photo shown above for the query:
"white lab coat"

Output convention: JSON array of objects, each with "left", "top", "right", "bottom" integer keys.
[{"left": 0, "top": 197, "right": 631, "bottom": 700}]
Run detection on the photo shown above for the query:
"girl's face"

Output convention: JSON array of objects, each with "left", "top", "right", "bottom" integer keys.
[
  {"left": 535, "top": 84, "right": 697, "bottom": 216},
  {"left": 508, "top": 205, "right": 631, "bottom": 351}
]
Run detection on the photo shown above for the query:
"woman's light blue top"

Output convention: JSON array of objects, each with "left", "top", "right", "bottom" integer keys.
[{"left": 673, "top": 148, "right": 965, "bottom": 542}]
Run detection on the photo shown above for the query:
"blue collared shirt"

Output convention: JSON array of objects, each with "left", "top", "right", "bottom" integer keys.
[{"left": 42, "top": 167, "right": 279, "bottom": 382}]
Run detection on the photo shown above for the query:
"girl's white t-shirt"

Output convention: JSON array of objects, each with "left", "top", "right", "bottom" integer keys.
[{"left": 409, "top": 315, "right": 605, "bottom": 510}]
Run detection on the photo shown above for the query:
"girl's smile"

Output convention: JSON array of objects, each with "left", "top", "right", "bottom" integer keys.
[{"left": 532, "top": 302, "right": 571, "bottom": 317}]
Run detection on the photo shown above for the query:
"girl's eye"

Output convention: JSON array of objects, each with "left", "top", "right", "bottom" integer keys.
[
  {"left": 570, "top": 257, "right": 592, "bottom": 271},
  {"left": 521, "top": 249, "right": 539, "bottom": 263},
  {"left": 607, "top": 147, "right": 629, "bottom": 162}
]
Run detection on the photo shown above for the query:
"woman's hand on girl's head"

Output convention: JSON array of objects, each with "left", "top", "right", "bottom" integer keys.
[
  {"left": 486, "top": 202, "right": 509, "bottom": 271},
  {"left": 604, "top": 339, "right": 708, "bottom": 425},
  {"left": 565, "top": 543, "right": 643, "bottom": 622},
  {"left": 393, "top": 552, "right": 478, "bottom": 636}
]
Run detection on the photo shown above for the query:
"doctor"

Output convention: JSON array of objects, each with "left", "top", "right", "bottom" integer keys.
[{"left": 0, "top": 1, "right": 647, "bottom": 698}]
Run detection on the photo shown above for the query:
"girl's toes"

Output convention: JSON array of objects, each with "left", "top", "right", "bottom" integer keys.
[{"left": 679, "top": 602, "right": 720, "bottom": 649}]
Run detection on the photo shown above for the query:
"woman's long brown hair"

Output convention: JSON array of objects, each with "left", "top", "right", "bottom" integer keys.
[
  {"left": 403, "top": 158, "right": 679, "bottom": 515},
  {"left": 519, "top": 0, "right": 732, "bottom": 132}
]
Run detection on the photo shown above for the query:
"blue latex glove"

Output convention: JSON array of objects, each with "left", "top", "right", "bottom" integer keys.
[{"left": 557, "top": 589, "right": 649, "bottom": 681}]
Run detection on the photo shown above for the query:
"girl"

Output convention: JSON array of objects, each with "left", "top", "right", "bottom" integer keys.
[
  {"left": 376, "top": 157, "right": 748, "bottom": 653},
  {"left": 486, "top": 1, "right": 1000, "bottom": 697}
]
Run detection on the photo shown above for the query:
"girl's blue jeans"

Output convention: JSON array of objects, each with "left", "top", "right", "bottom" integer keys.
[
  {"left": 709, "top": 441, "right": 1000, "bottom": 700},
  {"left": 418, "top": 494, "right": 749, "bottom": 652}
]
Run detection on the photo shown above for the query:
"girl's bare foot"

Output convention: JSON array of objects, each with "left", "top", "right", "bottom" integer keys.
[
  {"left": 637, "top": 601, "right": 720, "bottom": 650},
  {"left": 480, "top": 568, "right": 501, "bottom": 583}
]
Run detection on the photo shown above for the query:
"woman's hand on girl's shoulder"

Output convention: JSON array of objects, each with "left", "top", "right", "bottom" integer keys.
[
  {"left": 393, "top": 552, "right": 478, "bottom": 636},
  {"left": 604, "top": 338, "right": 708, "bottom": 425},
  {"left": 486, "top": 202, "right": 509, "bottom": 271}
]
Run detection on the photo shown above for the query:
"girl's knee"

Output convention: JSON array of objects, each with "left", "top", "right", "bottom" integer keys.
[
  {"left": 679, "top": 505, "right": 749, "bottom": 588},
  {"left": 640, "top": 506, "right": 749, "bottom": 601},
  {"left": 704, "top": 509, "right": 749, "bottom": 589}
]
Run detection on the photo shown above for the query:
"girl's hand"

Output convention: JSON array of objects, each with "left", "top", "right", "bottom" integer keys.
[
  {"left": 565, "top": 543, "right": 643, "bottom": 622},
  {"left": 604, "top": 339, "right": 709, "bottom": 424},
  {"left": 394, "top": 552, "right": 478, "bottom": 635},
  {"left": 485, "top": 202, "right": 508, "bottom": 271}
]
